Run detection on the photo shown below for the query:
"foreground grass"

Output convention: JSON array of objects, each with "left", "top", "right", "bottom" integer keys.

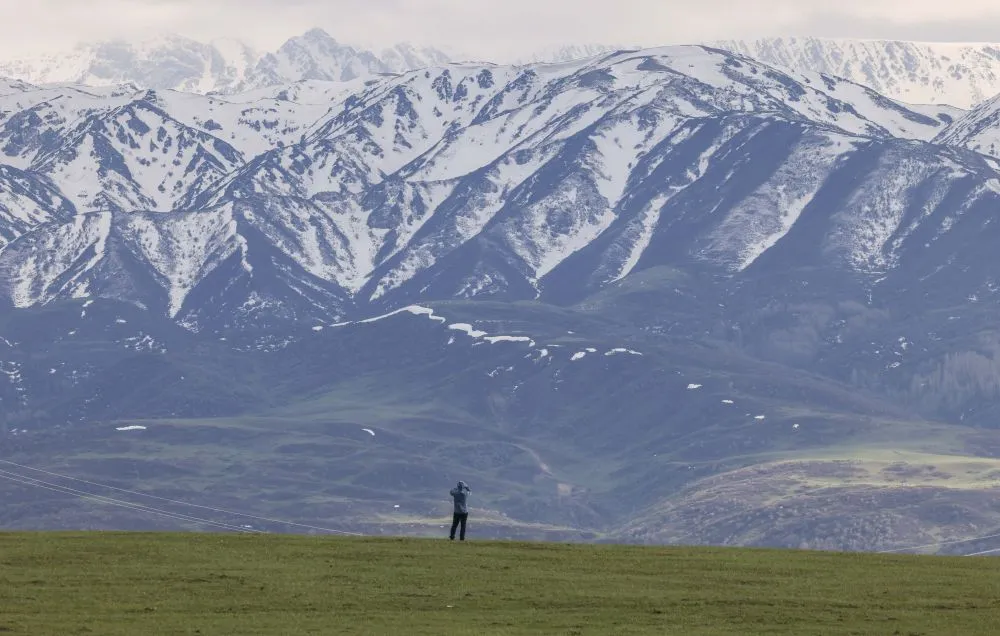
[{"left": 2, "top": 534, "right": 1000, "bottom": 635}]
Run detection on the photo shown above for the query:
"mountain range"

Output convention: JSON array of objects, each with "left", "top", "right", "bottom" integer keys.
[
  {"left": 0, "top": 31, "right": 630, "bottom": 96},
  {"left": 0, "top": 45, "right": 974, "bottom": 327},
  {"left": 6, "top": 32, "right": 1000, "bottom": 111},
  {"left": 713, "top": 37, "right": 1000, "bottom": 109},
  {"left": 4, "top": 42, "right": 1000, "bottom": 552},
  {"left": 0, "top": 30, "right": 453, "bottom": 95}
]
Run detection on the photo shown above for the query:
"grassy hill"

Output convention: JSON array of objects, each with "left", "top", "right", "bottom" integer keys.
[
  {"left": 2, "top": 533, "right": 999, "bottom": 635},
  {"left": 7, "top": 295, "right": 1000, "bottom": 550},
  {"left": 9, "top": 285, "right": 1000, "bottom": 551}
]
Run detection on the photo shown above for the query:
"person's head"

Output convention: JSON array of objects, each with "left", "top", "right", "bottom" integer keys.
[{"left": 458, "top": 481, "right": 467, "bottom": 489}]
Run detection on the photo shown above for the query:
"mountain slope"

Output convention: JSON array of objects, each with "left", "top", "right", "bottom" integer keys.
[
  {"left": 0, "top": 46, "right": 966, "bottom": 327},
  {"left": 0, "top": 84, "right": 139, "bottom": 170},
  {"left": 711, "top": 37, "right": 1000, "bottom": 109},
  {"left": 30, "top": 98, "right": 245, "bottom": 213},
  {"left": 0, "top": 83, "right": 350, "bottom": 213},
  {"left": 934, "top": 92, "right": 1000, "bottom": 158},
  {"left": 209, "top": 47, "right": 960, "bottom": 312},
  {"left": 0, "top": 165, "right": 76, "bottom": 249}
]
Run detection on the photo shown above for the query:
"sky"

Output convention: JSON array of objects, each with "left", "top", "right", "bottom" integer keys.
[{"left": 2, "top": 0, "right": 1000, "bottom": 59}]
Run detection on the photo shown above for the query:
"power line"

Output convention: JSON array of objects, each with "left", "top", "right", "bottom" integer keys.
[
  {"left": 877, "top": 531, "right": 1000, "bottom": 555},
  {"left": 0, "top": 458, "right": 363, "bottom": 536},
  {"left": 0, "top": 469, "right": 259, "bottom": 534},
  {"left": 963, "top": 546, "right": 1000, "bottom": 557},
  {"left": 0, "top": 468, "right": 259, "bottom": 533}
]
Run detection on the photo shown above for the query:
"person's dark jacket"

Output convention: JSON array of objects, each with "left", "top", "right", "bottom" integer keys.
[{"left": 450, "top": 481, "right": 470, "bottom": 514}]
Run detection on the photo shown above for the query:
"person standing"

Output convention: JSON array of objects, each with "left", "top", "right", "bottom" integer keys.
[{"left": 449, "top": 481, "right": 470, "bottom": 541}]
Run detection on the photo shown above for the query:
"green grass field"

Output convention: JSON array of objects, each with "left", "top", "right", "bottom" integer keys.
[{"left": 2, "top": 534, "right": 999, "bottom": 635}]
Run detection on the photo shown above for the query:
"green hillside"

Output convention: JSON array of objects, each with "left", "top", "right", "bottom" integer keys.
[
  {"left": 2, "top": 533, "right": 998, "bottom": 635},
  {"left": 8, "top": 290, "right": 1000, "bottom": 551}
]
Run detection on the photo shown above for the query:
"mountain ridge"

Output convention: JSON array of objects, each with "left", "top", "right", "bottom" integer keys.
[
  {"left": 0, "top": 30, "right": 453, "bottom": 96},
  {"left": 711, "top": 37, "right": 1000, "bottom": 109},
  {"left": 13, "top": 31, "right": 1000, "bottom": 111},
  {"left": 6, "top": 44, "right": 1000, "bottom": 550},
  {"left": 0, "top": 45, "right": 982, "bottom": 328}
]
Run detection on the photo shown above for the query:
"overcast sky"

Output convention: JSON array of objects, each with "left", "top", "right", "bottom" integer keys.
[{"left": 2, "top": 0, "right": 1000, "bottom": 59}]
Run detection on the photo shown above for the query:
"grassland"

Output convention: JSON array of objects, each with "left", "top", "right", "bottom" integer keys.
[{"left": 2, "top": 533, "right": 1000, "bottom": 635}]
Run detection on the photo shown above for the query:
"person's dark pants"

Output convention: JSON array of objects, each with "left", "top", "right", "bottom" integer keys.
[{"left": 450, "top": 513, "right": 468, "bottom": 540}]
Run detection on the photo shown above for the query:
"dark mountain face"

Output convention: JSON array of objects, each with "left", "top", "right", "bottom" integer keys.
[{"left": 3, "top": 45, "right": 1000, "bottom": 552}]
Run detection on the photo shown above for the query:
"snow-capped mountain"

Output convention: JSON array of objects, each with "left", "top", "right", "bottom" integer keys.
[
  {"left": 711, "top": 37, "right": 1000, "bottom": 108},
  {"left": 0, "top": 88, "right": 316, "bottom": 214},
  {"left": 0, "top": 30, "right": 453, "bottom": 96},
  {"left": 934, "top": 92, "right": 1000, "bottom": 158},
  {"left": 1, "top": 44, "right": 985, "bottom": 330},
  {"left": 238, "top": 29, "right": 452, "bottom": 92},
  {"left": 0, "top": 34, "right": 259, "bottom": 94},
  {"left": 11, "top": 31, "right": 1000, "bottom": 111}
]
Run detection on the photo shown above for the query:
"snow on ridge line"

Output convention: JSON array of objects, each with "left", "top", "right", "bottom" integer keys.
[
  {"left": 330, "top": 305, "right": 447, "bottom": 327},
  {"left": 570, "top": 347, "right": 625, "bottom": 360},
  {"left": 485, "top": 335, "right": 536, "bottom": 346},
  {"left": 327, "top": 306, "right": 540, "bottom": 349},
  {"left": 449, "top": 323, "right": 488, "bottom": 338},
  {"left": 449, "top": 324, "right": 540, "bottom": 347}
]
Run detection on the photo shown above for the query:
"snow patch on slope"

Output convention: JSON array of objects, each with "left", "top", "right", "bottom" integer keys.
[
  {"left": 7, "top": 212, "right": 111, "bottom": 307},
  {"left": 121, "top": 209, "right": 240, "bottom": 317},
  {"left": 712, "top": 132, "right": 857, "bottom": 270}
]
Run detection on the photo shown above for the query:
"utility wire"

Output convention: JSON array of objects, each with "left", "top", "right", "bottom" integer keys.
[
  {"left": 0, "top": 469, "right": 259, "bottom": 534},
  {"left": 0, "top": 458, "right": 363, "bottom": 536}
]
